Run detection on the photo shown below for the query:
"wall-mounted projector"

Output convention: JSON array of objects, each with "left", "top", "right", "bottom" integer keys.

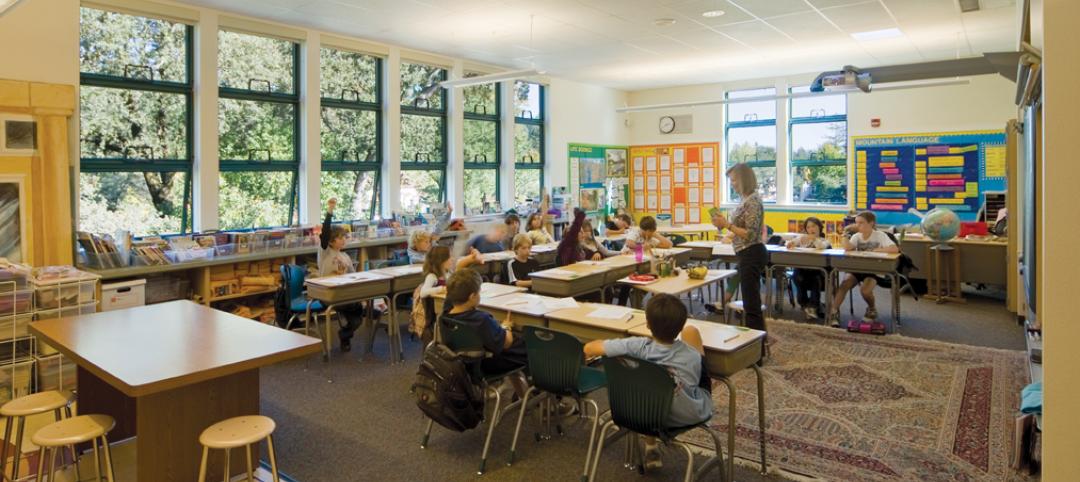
[{"left": 811, "top": 65, "right": 872, "bottom": 93}]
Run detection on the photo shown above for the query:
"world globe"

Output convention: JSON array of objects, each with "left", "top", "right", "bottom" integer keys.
[{"left": 921, "top": 207, "right": 961, "bottom": 244}]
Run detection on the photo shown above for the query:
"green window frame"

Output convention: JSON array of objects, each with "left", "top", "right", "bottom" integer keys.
[
  {"left": 78, "top": 7, "right": 194, "bottom": 236},
  {"left": 463, "top": 77, "right": 500, "bottom": 213},
  {"left": 514, "top": 81, "right": 545, "bottom": 204},
  {"left": 320, "top": 47, "right": 383, "bottom": 221},
  {"left": 217, "top": 30, "right": 301, "bottom": 229},
  {"left": 788, "top": 85, "right": 848, "bottom": 205},
  {"left": 400, "top": 61, "right": 448, "bottom": 212},
  {"left": 725, "top": 87, "right": 777, "bottom": 203}
]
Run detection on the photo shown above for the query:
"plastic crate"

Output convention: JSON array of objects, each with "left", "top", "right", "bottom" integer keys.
[
  {"left": 0, "top": 360, "right": 34, "bottom": 405},
  {"left": 33, "top": 279, "right": 97, "bottom": 311},
  {"left": 165, "top": 247, "right": 215, "bottom": 263},
  {"left": 0, "top": 313, "right": 32, "bottom": 340},
  {"left": 0, "top": 265, "right": 30, "bottom": 291},
  {"left": 144, "top": 276, "right": 190, "bottom": 305},
  {"left": 0, "top": 338, "right": 33, "bottom": 365},
  {"left": 0, "top": 289, "right": 32, "bottom": 316},
  {"left": 35, "top": 354, "right": 75, "bottom": 393}
]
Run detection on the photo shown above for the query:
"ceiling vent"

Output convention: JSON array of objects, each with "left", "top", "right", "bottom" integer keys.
[{"left": 958, "top": 0, "right": 980, "bottom": 13}]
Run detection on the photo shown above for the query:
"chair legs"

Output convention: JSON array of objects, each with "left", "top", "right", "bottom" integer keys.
[
  {"left": 508, "top": 387, "right": 537, "bottom": 465},
  {"left": 478, "top": 387, "right": 503, "bottom": 475},
  {"left": 588, "top": 421, "right": 617, "bottom": 482},
  {"left": 581, "top": 399, "right": 601, "bottom": 482}
]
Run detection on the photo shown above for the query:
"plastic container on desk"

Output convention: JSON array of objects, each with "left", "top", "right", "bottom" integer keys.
[
  {"left": 214, "top": 243, "right": 238, "bottom": 257},
  {"left": 78, "top": 251, "right": 127, "bottom": 270},
  {"left": 34, "top": 354, "right": 76, "bottom": 392},
  {"left": 0, "top": 359, "right": 34, "bottom": 404},
  {"left": 0, "top": 289, "right": 32, "bottom": 316},
  {"left": 33, "top": 276, "right": 98, "bottom": 311},
  {"left": 165, "top": 247, "right": 215, "bottom": 263}
]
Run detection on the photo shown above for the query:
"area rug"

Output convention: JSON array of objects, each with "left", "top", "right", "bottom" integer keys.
[{"left": 688, "top": 319, "right": 1033, "bottom": 482}]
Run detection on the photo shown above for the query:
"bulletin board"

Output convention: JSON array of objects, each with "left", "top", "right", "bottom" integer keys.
[
  {"left": 567, "top": 143, "right": 629, "bottom": 217},
  {"left": 629, "top": 142, "right": 721, "bottom": 225},
  {"left": 853, "top": 130, "right": 1006, "bottom": 225}
]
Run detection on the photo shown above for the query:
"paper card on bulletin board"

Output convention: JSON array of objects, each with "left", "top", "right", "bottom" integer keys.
[
  {"left": 703, "top": 147, "right": 714, "bottom": 164},
  {"left": 688, "top": 167, "right": 699, "bottom": 184},
  {"left": 702, "top": 167, "right": 714, "bottom": 185},
  {"left": 673, "top": 188, "right": 686, "bottom": 204},
  {"left": 674, "top": 208, "right": 686, "bottom": 224},
  {"left": 646, "top": 157, "right": 657, "bottom": 171},
  {"left": 702, "top": 188, "right": 715, "bottom": 204},
  {"left": 647, "top": 175, "right": 657, "bottom": 190},
  {"left": 634, "top": 193, "right": 644, "bottom": 208},
  {"left": 660, "top": 156, "right": 671, "bottom": 171},
  {"left": 688, "top": 209, "right": 700, "bottom": 223},
  {"left": 674, "top": 168, "right": 685, "bottom": 184},
  {"left": 647, "top": 193, "right": 658, "bottom": 209},
  {"left": 687, "top": 148, "right": 700, "bottom": 164},
  {"left": 688, "top": 187, "right": 699, "bottom": 204},
  {"left": 633, "top": 157, "right": 644, "bottom": 172},
  {"left": 633, "top": 177, "right": 644, "bottom": 190},
  {"left": 660, "top": 176, "right": 671, "bottom": 190},
  {"left": 674, "top": 149, "right": 685, "bottom": 164},
  {"left": 660, "top": 194, "right": 671, "bottom": 210}
]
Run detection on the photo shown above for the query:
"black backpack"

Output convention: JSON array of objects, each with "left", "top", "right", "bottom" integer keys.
[
  {"left": 412, "top": 342, "right": 484, "bottom": 432},
  {"left": 273, "top": 267, "right": 293, "bottom": 329}
]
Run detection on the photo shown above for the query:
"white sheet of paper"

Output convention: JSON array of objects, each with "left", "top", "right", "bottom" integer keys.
[
  {"left": 688, "top": 167, "right": 700, "bottom": 183},
  {"left": 702, "top": 167, "right": 715, "bottom": 184},
  {"left": 660, "top": 156, "right": 671, "bottom": 171},
  {"left": 674, "top": 149, "right": 685, "bottom": 164},
  {"left": 689, "top": 209, "right": 700, "bottom": 223},
  {"left": 647, "top": 194, "right": 658, "bottom": 209},
  {"left": 689, "top": 187, "right": 699, "bottom": 204},
  {"left": 660, "top": 194, "right": 671, "bottom": 210},
  {"left": 674, "top": 168, "right": 685, "bottom": 184},
  {"left": 633, "top": 176, "right": 644, "bottom": 190},
  {"left": 660, "top": 176, "right": 671, "bottom": 190},
  {"left": 674, "top": 208, "right": 686, "bottom": 224},
  {"left": 712, "top": 244, "right": 735, "bottom": 256},
  {"left": 588, "top": 306, "right": 634, "bottom": 321},
  {"left": 646, "top": 157, "right": 657, "bottom": 171},
  {"left": 543, "top": 297, "right": 579, "bottom": 310},
  {"left": 702, "top": 188, "right": 715, "bottom": 204},
  {"left": 634, "top": 193, "right": 645, "bottom": 208},
  {"left": 646, "top": 176, "right": 657, "bottom": 190},
  {"left": 540, "top": 269, "right": 576, "bottom": 277},
  {"left": 703, "top": 147, "right": 714, "bottom": 164},
  {"left": 633, "top": 157, "right": 644, "bottom": 172}
]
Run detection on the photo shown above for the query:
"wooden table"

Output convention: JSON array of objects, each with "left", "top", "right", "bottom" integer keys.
[
  {"left": 763, "top": 245, "right": 832, "bottom": 317},
  {"left": 530, "top": 263, "right": 610, "bottom": 300},
  {"left": 679, "top": 240, "right": 738, "bottom": 265},
  {"left": 28, "top": 300, "right": 320, "bottom": 481},
  {"left": 367, "top": 265, "right": 425, "bottom": 362},
  {"left": 545, "top": 303, "right": 647, "bottom": 341},
  {"left": 658, "top": 223, "right": 717, "bottom": 241},
  {"left": 431, "top": 283, "right": 526, "bottom": 315},
  {"left": 618, "top": 269, "right": 736, "bottom": 310},
  {"left": 530, "top": 244, "right": 558, "bottom": 267},
  {"left": 306, "top": 271, "right": 394, "bottom": 361},
  {"left": 901, "top": 237, "right": 1007, "bottom": 285}
]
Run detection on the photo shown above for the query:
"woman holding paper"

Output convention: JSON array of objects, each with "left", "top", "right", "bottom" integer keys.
[{"left": 710, "top": 163, "right": 767, "bottom": 333}]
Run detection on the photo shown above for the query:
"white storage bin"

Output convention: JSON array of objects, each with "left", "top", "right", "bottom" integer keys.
[{"left": 101, "top": 279, "right": 146, "bottom": 311}]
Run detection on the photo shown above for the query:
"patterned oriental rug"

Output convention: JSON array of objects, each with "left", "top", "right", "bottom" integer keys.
[{"left": 687, "top": 319, "right": 1033, "bottom": 482}]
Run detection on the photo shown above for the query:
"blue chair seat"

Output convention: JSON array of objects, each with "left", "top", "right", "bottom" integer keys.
[
  {"left": 577, "top": 366, "right": 606, "bottom": 394},
  {"left": 290, "top": 296, "right": 324, "bottom": 313}
]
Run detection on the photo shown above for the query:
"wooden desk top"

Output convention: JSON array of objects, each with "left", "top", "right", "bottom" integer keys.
[
  {"left": 628, "top": 319, "right": 765, "bottom": 353},
  {"left": 431, "top": 282, "right": 525, "bottom": 304},
  {"left": 481, "top": 292, "right": 572, "bottom": 317},
  {"left": 480, "top": 251, "right": 515, "bottom": 263},
  {"left": 658, "top": 224, "right": 716, "bottom": 234},
  {"left": 679, "top": 240, "right": 725, "bottom": 248},
  {"left": 29, "top": 300, "right": 321, "bottom": 397},
  {"left": 823, "top": 248, "right": 901, "bottom": 260},
  {"left": 530, "top": 243, "right": 558, "bottom": 254},
  {"left": 596, "top": 255, "right": 641, "bottom": 268},
  {"left": 621, "top": 270, "right": 736, "bottom": 296},
  {"left": 305, "top": 270, "right": 392, "bottom": 287},
  {"left": 530, "top": 263, "right": 608, "bottom": 280},
  {"left": 367, "top": 264, "right": 423, "bottom": 277},
  {"left": 546, "top": 303, "right": 648, "bottom": 334},
  {"left": 901, "top": 236, "right": 1007, "bottom": 247}
]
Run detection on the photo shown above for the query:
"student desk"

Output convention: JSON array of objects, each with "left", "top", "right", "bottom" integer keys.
[
  {"left": 658, "top": 223, "right": 717, "bottom": 241},
  {"left": 618, "top": 270, "right": 736, "bottom": 310},
  {"left": 29, "top": 300, "right": 321, "bottom": 481},
  {"left": 430, "top": 282, "right": 526, "bottom": 315},
  {"left": 476, "top": 251, "right": 514, "bottom": 279},
  {"left": 474, "top": 292, "right": 556, "bottom": 329},
  {"left": 901, "top": 237, "right": 1008, "bottom": 286},
  {"left": 530, "top": 263, "right": 610, "bottom": 300},
  {"left": 626, "top": 319, "right": 766, "bottom": 481},
  {"left": 530, "top": 244, "right": 558, "bottom": 267},
  {"left": 545, "top": 303, "right": 647, "bottom": 341},
  {"left": 305, "top": 271, "right": 394, "bottom": 361},
  {"left": 826, "top": 249, "right": 903, "bottom": 332},
  {"left": 653, "top": 247, "right": 694, "bottom": 266},
  {"left": 368, "top": 264, "right": 425, "bottom": 361},
  {"left": 679, "top": 240, "right": 738, "bottom": 265},
  {"left": 763, "top": 245, "right": 832, "bottom": 317}
]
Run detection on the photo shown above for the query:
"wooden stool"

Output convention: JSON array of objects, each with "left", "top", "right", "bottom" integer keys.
[
  {"left": 197, "top": 415, "right": 279, "bottom": 482},
  {"left": 927, "top": 244, "right": 965, "bottom": 304},
  {"left": 31, "top": 414, "right": 115, "bottom": 482},
  {"left": 0, "top": 390, "right": 76, "bottom": 482}
]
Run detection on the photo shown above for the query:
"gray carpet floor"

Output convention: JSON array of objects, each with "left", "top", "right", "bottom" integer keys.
[{"left": 260, "top": 284, "right": 1025, "bottom": 481}]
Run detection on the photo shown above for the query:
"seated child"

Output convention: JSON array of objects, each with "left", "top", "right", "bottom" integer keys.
[
  {"left": 317, "top": 198, "right": 365, "bottom": 352},
  {"left": 828, "top": 211, "right": 899, "bottom": 327},
  {"left": 507, "top": 234, "right": 539, "bottom": 289},
  {"left": 406, "top": 203, "right": 454, "bottom": 264},
  {"left": 410, "top": 246, "right": 452, "bottom": 341},
  {"left": 468, "top": 223, "right": 509, "bottom": 254},
  {"left": 786, "top": 217, "right": 830, "bottom": 319},
  {"left": 604, "top": 213, "right": 633, "bottom": 236},
  {"left": 622, "top": 216, "right": 674, "bottom": 254},
  {"left": 525, "top": 211, "right": 555, "bottom": 246},
  {"left": 583, "top": 294, "right": 712, "bottom": 470},
  {"left": 444, "top": 269, "right": 528, "bottom": 376},
  {"left": 579, "top": 220, "right": 619, "bottom": 260},
  {"left": 503, "top": 213, "right": 521, "bottom": 249}
]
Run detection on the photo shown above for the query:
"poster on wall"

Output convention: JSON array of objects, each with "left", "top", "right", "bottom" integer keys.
[
  {"left": 629, "top": 142, "right": 720, "bottom": 225},
  {"left": 852, "top": 130, "right": 1006, "bottom": 225},
  {"left": 0, "top": 176, "right": 27, "bottom": 263},
  {"left": 567, "top": 143, "right": 629, "bottom": 218}
]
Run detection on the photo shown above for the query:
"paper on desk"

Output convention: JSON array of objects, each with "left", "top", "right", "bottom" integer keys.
[
  {"left": 588, "top": 306, "right": 633, "bottom": 321},
  {"left": 543, "top": 297, "right": 578, "bottom": 310},
  {"left": 848, "top": 251, "right": 890, "bottom": 258},
  {"left": 712, "top": 244, "right": 735, "bottom": 256},
  {"left": 539, "top": 268, "right": 576, "bottom": 278}
]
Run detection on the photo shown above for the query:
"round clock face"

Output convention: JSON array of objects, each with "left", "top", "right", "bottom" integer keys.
[{"left": 659, "top": 116, "right": 676, "bottom": 133}]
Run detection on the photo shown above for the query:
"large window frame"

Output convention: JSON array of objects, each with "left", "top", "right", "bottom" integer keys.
[
  {"left": 462, "top": 77, "right": 501, "bottom": 213},
  {"left": 217, "top": 30, "right": 301, "bottom": 229},
  {"left": 400, "top": 61, "right": 448, "bottom": 212},
  {"left": 78, "top": 8, "right": 195, "bottom": 235},
  {"left": 788, "top": 86, "right": 848, "bottom": 205},
  {"left": 320, "top": 47, "right": 383, "bottom": 221},
  {"left": 724, "top": 87, "right": 777, "bottom": 203},
  {"left": 514, "top": 81, "right": 545, "bottom": 204}
]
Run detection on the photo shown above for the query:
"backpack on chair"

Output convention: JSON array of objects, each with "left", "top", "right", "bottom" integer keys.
[{"left": 412, "top": 341, "right": 484, "bottom": 432}]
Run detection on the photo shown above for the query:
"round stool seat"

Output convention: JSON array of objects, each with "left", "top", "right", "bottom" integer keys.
[
  {"left": 31, "top": 415, "right": 115, "bottom": 447},
  {"left": 199, "top": 416, "right": 276, "bottom": 449},
  {"left": 0, "top": 390, "right": 75, "bottom": 417}
]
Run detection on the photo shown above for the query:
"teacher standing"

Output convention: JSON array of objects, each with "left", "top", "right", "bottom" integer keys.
[{"left": 711, "top": 163, "right": 766, "bottom": 332}]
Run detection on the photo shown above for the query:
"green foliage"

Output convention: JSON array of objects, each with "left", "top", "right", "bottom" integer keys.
[
  {"left": 320, "top": 48, "right": 378, "bottom": 103},
  {"left": 515, "top": 169, "right": 542, "bottom": 204},
  {"left": 322, "top": 107, "right": 377, "bottom": 162},
  {"left": 79, "top": 7, "right": 187, "bottom": 82},
  {"left": 514, "top": 124, "right": 541, "bottom": 164},
  {"left": 218, "top": 30, "right": 295, "bottom": 93},
  {"left": 401, "top": 113, "right": 444, "bottom": 162},
  {"left": 321, "top": 170, "right": 378, "bottom": 220},
  {"left": 463, "top": 169, "right": 497, "bottom": 212},
  {"left": 400, "top": 170, "right": 443, "bottom": 213},
  {"left": 400, "top": 62, "right": 445, "bottom": 109},
  {"left": 791, "top": 121, "right": 847, "bottom": 204},
  {"left": 514, "top": 81, "right": 542, "bottom": 119},
  {"left": 79, "top": 172, "right": 186, "bottom": 235},
  {"left": 463, "top": 119, "right": 496, "bottom": 163},
  {"left": 218, "top": 171, "right": 296, "bottom": 229},
  {"left": 463, "top": 81, "right": 496, "bottom": 115},
  {"left": 219, "top": 99, "right": 295, "bottom": 160}
]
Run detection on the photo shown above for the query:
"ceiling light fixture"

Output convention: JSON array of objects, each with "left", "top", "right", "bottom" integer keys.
[
  {"left": 0, "top": 0, "right": 24, "bottom": 16},
  {"left": 440, "top": 69, "right": 544, "bottom": 88},
  {"left": 851, "top": 28, "right": 904, "bottom": 41},
  {"left": 653, "top": 18, "right": 677, "bottom": 27},
  {"left": 702, "top": 10, "right": 725, "bottom": 18}
]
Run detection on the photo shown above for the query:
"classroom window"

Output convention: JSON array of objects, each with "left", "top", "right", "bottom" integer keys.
[
  {"left": 463, "top": 77, "right": 500, "bottom": 213},
  {"left": 789, "top": 86, "right": 847, "bottom": 205},
  {"left": 400, "top": 61, "right": 447, "bottom": 212},
  {"left": 217, "top": 30, "right": 300, "bottom": 229},
  {"left": 78, "top": 7, "right": 194, "bottom": 236},
  {"left": 514, "top": 81, "right": 545, "bottom": 204},
  {"left": 725, "top": 87, "right": 777, "bottom": 202},
  {"left": 320, "top": 47, "right": 382, "bottom": 220}
]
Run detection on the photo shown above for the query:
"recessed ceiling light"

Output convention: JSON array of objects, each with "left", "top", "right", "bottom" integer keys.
[
  {"left": 653, "top": 17, "right": 677, "bottom": 27},
  {"left": 702, "top": 10, "right": 725, "bottom": 18},
  {"left": 850, "top": 28, "right": 904, "bottom": 41}
]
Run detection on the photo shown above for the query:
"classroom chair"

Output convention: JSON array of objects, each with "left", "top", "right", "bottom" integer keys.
[
  {"left": 420, "top": 315, "right": 528, "bottom": 476},
  {"left": 0, "top": 390, "right": 76, "bottom": 481},
  {"left": 197, "top": 415, "right": 280, "bottom": 482},
  {"left": 589, "top": 356, "right": 725, "bottom": 482},
  {"left": 32, "top": 414, "right": 116, "bottom": 482},
  {"left": 509, "top": 326, "right": 606, "bottom": 482},
  {"left": 280, "top": 264, "right": 332, "bottom": 358},
  {"left": 665, "top": 234, "right": 688, "bottom": 246}
]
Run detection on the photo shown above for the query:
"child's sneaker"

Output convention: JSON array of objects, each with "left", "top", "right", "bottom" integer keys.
[
  {"left": 865, "top": 307, "right": 878, "bottom": 320},
  {"left": 803, "top": 307, "right": 818, "bottom": 319},
  {"left": 828, "top": 313, "right": 841, "bottom": 328}
]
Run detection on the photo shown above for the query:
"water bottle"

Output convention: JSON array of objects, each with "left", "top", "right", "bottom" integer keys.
[{"left": 634, "top": 243, "right": 644, "bottom": 263}]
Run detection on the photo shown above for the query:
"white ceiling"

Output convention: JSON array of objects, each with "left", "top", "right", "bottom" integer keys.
[{"left": 185, "top": 0, "right": 1019, "bottom": 91}]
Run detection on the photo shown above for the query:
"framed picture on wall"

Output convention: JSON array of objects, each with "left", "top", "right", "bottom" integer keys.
[
  {"left": 0, "top": 175, "right": 28, "bottom": 263},
  {"left": 0, "top": 114, "right": 37, "bottom": 156}
]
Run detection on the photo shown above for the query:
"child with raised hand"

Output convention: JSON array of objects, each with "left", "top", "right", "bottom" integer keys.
[
  {"left": 407, "top": 203, "right": 454, "bottom": 264},
  {"left": 525, "top": 211, "right": 555, "bottom": 246},
  {"left": 317, "top": 198, "right": 365, "bottom": 351},
  {"left": 583, "top": 294, "right": 712, "bottom": 471},
  {"left": 507, "top": 234, "right": 539, "bottom": 288},
  {"left": 786, "top": 217, "right": 830, "bottom": 319},
  {"left": 827, "top": 211, "right": 900, "bottom": 327}
]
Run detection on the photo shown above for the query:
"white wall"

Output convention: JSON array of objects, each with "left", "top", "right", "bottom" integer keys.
[
  {"left": 546, "top": 77, "right": 630, "bottom": 190},
  {"left": 0, "top": 0, "right": 79, "bottom": 86}
]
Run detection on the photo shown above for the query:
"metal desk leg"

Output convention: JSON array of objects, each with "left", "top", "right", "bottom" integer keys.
[
  {"left": 752, "top": 364, "right": 767, "bottom": 474},
  {"left": 822, "top": 268, "right": 833, "bottom": 324},
  {"left": 891, "top": 275, "right": 901, "bottom": 332},
  {"left": 719, "top": 377, "right": 737, "bottom": 482}
]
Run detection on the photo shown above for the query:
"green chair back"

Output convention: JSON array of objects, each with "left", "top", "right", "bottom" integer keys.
[
  {"left": 602, "top": 356, "right": 675, "bottom": 436},
  {"left": 522, "top": 326, "right": 584, "bottom": 396}
]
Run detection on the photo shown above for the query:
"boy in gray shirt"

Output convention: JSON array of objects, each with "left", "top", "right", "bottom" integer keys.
[{"left": 584, "top": 293, "right": 712, "bottom": 470}]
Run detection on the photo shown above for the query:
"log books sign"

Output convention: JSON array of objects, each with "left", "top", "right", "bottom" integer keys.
[{"left": 629, "top": 142, "right": 720, "bottom": 224}]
